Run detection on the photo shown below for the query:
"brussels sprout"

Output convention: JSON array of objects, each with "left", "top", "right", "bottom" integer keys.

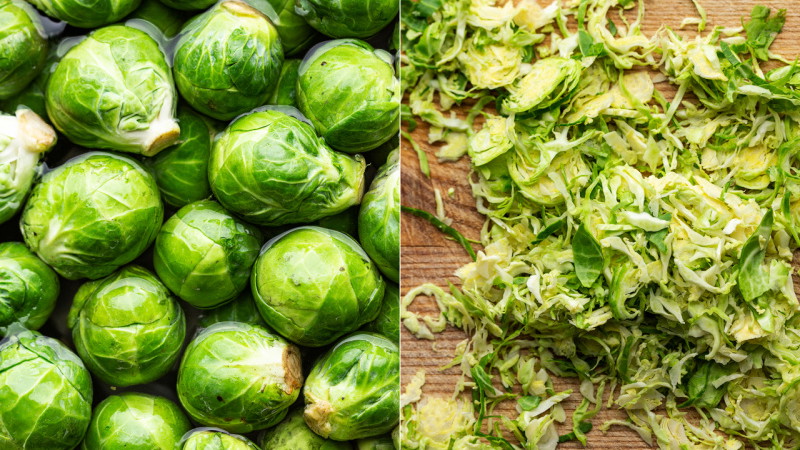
[
  {"left": 358, "top": 149, "right": 399, "bottom": 281},
  {"left": 0, "top": 331, "right": 93, "bottom": 449},
  {"left": 360, "top": 282, "right": 398, "bottom": 343},
  {"left": 297, "top": 40, "right": 400, "bottom": 153},
  {"left": 21, "top": 152, "right": 164, "bottom": 280},
  {"left": 0, "top": 0, "right": 48, "bottom": 100},
  {"left": 67, "top": 265, "right": 186, "bottom": 386},
  {"left": 316, "top": 206, "right": 358, "bottom": 237},
  {"left": 173, "top": 2, "right": 284, "bottom": 120},
  {"left": 129, "top": 0, "right": 187, "bottom": 38},
  {"left": 148, "top": 108, "right": 213, "bottom": 208},
  {"left": 182, "top": 428, "right": 260, "bottom": 450},
  {"left": 296, "top": 0, "right": 398, "bottom": 39},
  {"left": 355, "top": 435, "right": 395, "bottom": 450},
  {"left": 0, "top": 242, "right": 59, "bottom": 336},
  {"left": 46, "top": 25, "right": 180, "bottom": 156},
  {"left": 248, "top": 0, "right": 319, "bottom": 56},
  {"left": 83, "top": 393, "right": 191, "bottom": 449},
  {"left": 0, "top": 109, "right": 56, "bottom": 224},
  {"left": 177, "top": 322, "right": 303, "bottom": 433},
  {"left": 0, "top": 54, "right": 53, "bottom": 118},
  {"left": 154, "top": 200, "right": 262, "bottom": 308},
  {"left": 252, "top": 226, "right": 385, "bottom": 347},
  {"left": 157, "top": 0, "right": 214, "bottom": 11},
  {"left": 259, "top": 409, "right": 351, "bottom": 450},
  {"left": 268, "top": 59, "right": 301, "bottom": 107},
  {"left": 209, "top": 109, "right": 366, "bottom": 226},
  {"left": 197, "top": 291, "right": 268, "bottom": 330},
  {"left": 304, "top": 332, "right": 399, "bottom": 440},
  {"left": 26, "top": 0, "right": 141, "bottom": 27}
]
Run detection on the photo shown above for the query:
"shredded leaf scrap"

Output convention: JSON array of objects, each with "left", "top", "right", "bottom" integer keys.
[{"left": 400, "top": 0, "right": 800, "bottom": 448}]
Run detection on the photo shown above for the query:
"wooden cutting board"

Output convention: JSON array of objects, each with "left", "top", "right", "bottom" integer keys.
[{"left": 400, "top": 0, "right": 800, "bottom": 447}]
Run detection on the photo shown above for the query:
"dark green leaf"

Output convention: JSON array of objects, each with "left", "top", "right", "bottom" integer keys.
[
  {"left": 402, "top": 206, "right": 477, "bottom": 261},
  {"left": 572, "top": 223, "right": 605, "bottom": 288},
  {"left": 533, "top": 218, "right": 565, "bottom": 245},
  {"left": 738, "top": 210, "right": 773, "bottom": 301},
  {"left": 558, "top": 421, "right": 593, "bottom": 443},
  {"left": 517, "top": 395, "right": 542, "bottom": 411},
  {"left": 744, "top": 5, "right": 786, "bottom": 60}
]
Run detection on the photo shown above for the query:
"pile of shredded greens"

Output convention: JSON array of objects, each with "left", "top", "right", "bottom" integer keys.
[{"left": 399, "top": 0, "right": 800, "bottom": 448}]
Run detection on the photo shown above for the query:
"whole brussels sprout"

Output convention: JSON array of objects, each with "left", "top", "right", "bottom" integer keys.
[
  {"left": 296, "top": 0, "right": 397, "bottom": 38},
  {"left": 252, "top": 226, "right": 385, "bottom": 347},
  {"left": 209, "top": 109, "right": 366, "bottom": 226},
  {"left": 360, "top": 282, "right": 398, "bottom": 343},
  {"left": 67, "top": 265, "right": 186, "bottom": 387},
  {"left": 304, "top": 332, "right": 399, "bottom": 440},
  {"left": 297, "top": 40, "right": 400, "bottom": 153},
  {"left": 20, "top": 152, "right": 164, "bottom": 280},
  {"left": 154, "top": 200, "right": 263, "bottom": 308},
  {"left": 358, "top": 149, "right": 399, "bottom": 281},
  {"left": 147, "top": 108, "right": 213, "bottom": 208},
  {"left": 248, "top": 0, "right": 318, "bottom": 56},
  {"left": 259, "top": 408, "right": 351, "bottom": 450},
  {"left": 356, "top": 435, "right": 395, "bottom": 450},
  {"left": 173, "top": 1, "right": 284, "bottom": 120},
  {"left": 47, "top": 25, "right": 180, "bottom": 156},
  {"left": 181, "top": 428, "right": 260, "bottom": 450},
  {"left": 0, "top": 54, "right": 54, "bottom": 118},
  {"left": 0, "top": 0, "right": 48, "bottom": 100},
  {"left": 83, "top": 393, "right": 191, "bottom": 449},
  {"left": 26, "top": 0, "right": 141, "bottom": 27},
  {"left": 177, "top": 322, "right": 303, "bottom": 433},
  {"left": 197, "top": 291, "right": 268, "bottom": 330},
  {"left": 129, "top": 0, "right": 187, "bottom": 38},
  {"left": 268, "top": 59, "right": 301, "bottom": 107},
  {"left": 0, "top": 242, "right": 59, "bottom": 336},
  {"left": 0, "top": 331, "right": 93, "bottom": 449},
  {"left": 0, "top": 109, "right": 56, "bottom": 224}
]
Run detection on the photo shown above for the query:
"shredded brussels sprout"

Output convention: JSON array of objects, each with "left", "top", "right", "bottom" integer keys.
[{"left": 401, "top": 0, "right": 800, "bottom": 448}]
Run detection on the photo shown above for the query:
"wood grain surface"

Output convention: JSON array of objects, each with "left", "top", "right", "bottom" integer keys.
[{"left": 400, "top": 0, "right": 800, "bottom": 447}]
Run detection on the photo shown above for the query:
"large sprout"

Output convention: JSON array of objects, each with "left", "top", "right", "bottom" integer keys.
[
  {"left": 295, "top": 0, "right": 398, "bottom": 38},
  {"left": 46, "top": 25, "right": 180, "bottom": 156},
  {"left": 0, "top": 331, "right": 93, "bottom": 449},
  {"left": 268, "top": 59, "right": 301, "bottom": 107},
  {"left": 67, "top": 265, "right": 186, "bottom": 387},
  {"left": 129, "top": 0, "right": 187, "bottom": 38},
  {"left": 177, "top": 322, "right": 303, "bottom": 433},
  {"left": 209, "top": 109, "right": 365, "bottom": 226},
  {"left": 181, "top": 428, "right": 260, "bottom": 450},
  {"left": 173, "top": 1, "right": 283, "bottom": 120},
  {"left": 0, "top": 242, "right": 59, "bottom": 336},
  {"left": 82, "top": 393, "right": 191, "bottom": 449},
  {"left": 357, "top": 149, "right": 399, "bottom": 281},
  {"left": 154, "top": 200, "right": 263, "bottom": 309},
  {"left": 361, "top": 282, "right": 399, "bottom": 343},
  {"left": 20, "top": 152, "right": 164, "bottom": 280},
  {"left": 249, "top": 0, "right": 319, "bottom": 56},
  {"left": 147, "top": 107, "right": 213, "bottom": 208},
  {"left": 252, "top": 226, "right": 385, "bottom": 347},
  {"left": 25, "top": 0, "right": 141, "bottom": 27},
  {"left": 0, "top": 0, "right": 48, "bottom": 100},
  {"left": 259, "top": 408, "right": 351, "bottom": 450},
  {"left": 0, "top": 109, "right": 56, "bottom": 224},
  {"left": 304, "top": 332, "right": 399, "bottom": 440},
  {"left": 197, "top": 291, "right": 268, "bottom": 330},
  {"left": 296, "top": 39, "right": 400, "bottom": 153}
]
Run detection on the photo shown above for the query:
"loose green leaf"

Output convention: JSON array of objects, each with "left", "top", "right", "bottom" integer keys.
[
  {"left": 572, "top": 223, "right": 605, "bottom": 288},
  {"left": 738, "top": 210, "right": 774, "bottom": 301}
]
